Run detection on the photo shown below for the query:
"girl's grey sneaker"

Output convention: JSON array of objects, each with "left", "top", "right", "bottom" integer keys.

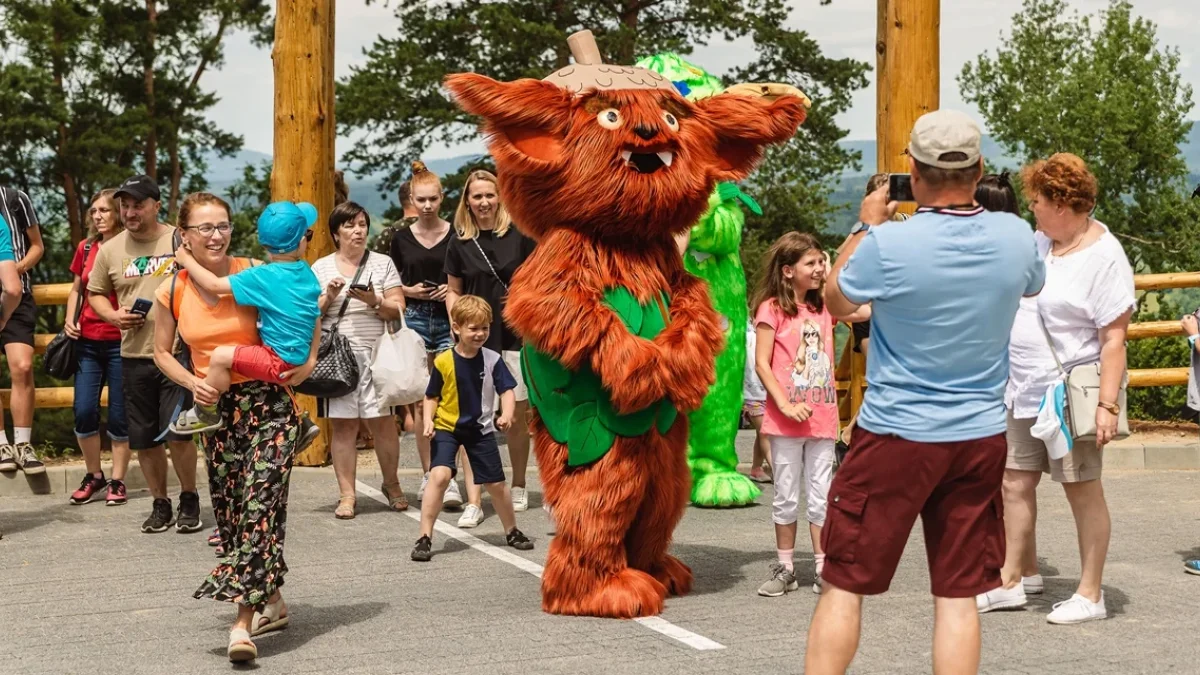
[
  {"left": 170, "top": 405, "right": 223, "bottom": 435},
  {"left": 0, "top": 444, "right": 18, "bottom": 472},
  {"left": 758, "top": 563, "right": 799, "bottom": 597},
  {"left": 411, "top": 535, "right": 433, "bottom": 562},
  {"left": 506, "top": 528, "right": 534, "bottom": 550},
  {"left": 14, "top": 443, "right": 45, "bottom": 475}
]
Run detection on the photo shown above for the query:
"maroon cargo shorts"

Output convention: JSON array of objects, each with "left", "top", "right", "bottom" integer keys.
[{"left": 820, "top": 427, "right": 1007, "bottom": 598}]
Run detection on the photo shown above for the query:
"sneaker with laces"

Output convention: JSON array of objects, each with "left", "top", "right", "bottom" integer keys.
[
  {"left": 142, "top": 498, "right": 175, "bottom": 533},
  {"left": 14, "top": 443, "right": 45, "bottom": 475},
  {"left": 106, "top": 479, "right": 128, "bottom": 506},
  {"left": 442, "top": 479, "right": 463, "bottom": 509},
  {"left": 417, "top": 472, "right": 429, "bottom": 502},
  {"left": 511, "top": 486, "right": 529, "bottom": 512},
  {"left": 1046, "top": 592, "right": 1107, "bottom": 625},
  {"left": 1184, "top": 559, "right": 1200, "bottom": 576},
  {"left": 1023, "top": 574, "right": 1044, "bottom": 594},
  {"left": 296, "top": 416, "right": 320, "bottom": 453},
  {"left": 758, "top": 563, "right": 799, "bottom": 597},
  {"left": 170, "top": 405, "right": 223, "bottom": 435},
  {"left": 976, "top": 583, "right": 1028, "bottom": 613},
  {"left": 506, "top": 528, "right": 534, "bottom": 550},
  {"left": 70, "top": 474, "right": 107, "bottom": 505},
  {"left": 457, "top": 503, "right": 484, "bottom": 528},
  {"left": 411, "top": 535, "right": 433, "bottom": 562},
  {"left": 176, "top": 491, "right": 203, "bottom": 533},
  {"left": 0, "top": 444, "right": 16, "bottom": 472}
]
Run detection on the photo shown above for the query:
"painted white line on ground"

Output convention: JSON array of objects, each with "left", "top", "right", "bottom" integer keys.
[{"left": 355, "top": 480, "right": 726, "bottom": 651}]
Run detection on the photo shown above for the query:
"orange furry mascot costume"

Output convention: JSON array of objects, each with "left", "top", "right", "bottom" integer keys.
[{"left": 445, "top": 31, "right": 806, "bottom": 619}]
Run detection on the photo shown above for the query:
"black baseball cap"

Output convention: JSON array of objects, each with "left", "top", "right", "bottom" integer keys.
[{"left": 114, "top": 174, "right": 161, "bottom": 202}]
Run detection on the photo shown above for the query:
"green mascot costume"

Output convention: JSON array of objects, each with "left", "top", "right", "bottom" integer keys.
[{"left": 637, "top": 53, "right": 763, "bottom": 507}]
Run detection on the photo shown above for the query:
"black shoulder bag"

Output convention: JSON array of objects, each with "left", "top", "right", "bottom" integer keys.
[
  {"left": 43, "top": 241, "right": 94, "bottom": 379},
  {"left": 295, "top": 251, "right": 370, "bottom": 398}
]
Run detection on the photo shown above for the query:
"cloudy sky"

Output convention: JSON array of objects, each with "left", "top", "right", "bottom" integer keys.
[{"left": 205, "top": 0, "right": 1198, "bottom": 163}]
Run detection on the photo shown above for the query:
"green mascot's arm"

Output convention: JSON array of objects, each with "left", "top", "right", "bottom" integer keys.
[{"left": 684, "top": 185, "right": 760, "bottom": 507}]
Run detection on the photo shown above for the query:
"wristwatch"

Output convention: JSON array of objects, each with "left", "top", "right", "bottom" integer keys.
[
  {"left": 1098, "top": 401, "right": 1120, "bottom": 415},
  {"left": 849, "top": 221, "right": 870, "bottom": 236}
]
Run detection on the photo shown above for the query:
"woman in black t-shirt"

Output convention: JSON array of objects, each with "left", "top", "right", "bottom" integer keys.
[{"left": 446, "top": 170, "right": 536, "bottom": 513}]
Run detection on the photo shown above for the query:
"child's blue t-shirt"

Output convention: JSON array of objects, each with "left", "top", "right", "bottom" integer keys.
[
  {"left": 228, "top": 260, "right": 322, "bottom": 366},
  {"left": 0, "top": 215, "right": 14, "bottom": 263},
  {"left": 427, "top": 347, "right": 517, "bottom": 436}
]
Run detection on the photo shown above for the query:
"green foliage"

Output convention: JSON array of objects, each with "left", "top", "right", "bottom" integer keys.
[
  {"left": 338, "top": 0, "right": 868, "bottom": 237},
  {"left": 959, "top": 0, "right": 1199, "bottom": 273}
]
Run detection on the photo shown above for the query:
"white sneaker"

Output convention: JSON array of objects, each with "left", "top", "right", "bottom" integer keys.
[
  {"left": 1023, "top": 574, "right": 1044, "bottom": 595},
  {"left": 976, "top": 583, "right": 1028, "bottom": 613},
  {"left": 1047, "top": 593, "right": 1107, "bottom": 625},
  {"left": 457, "top": 503, "right": 484, "bottom": 528},
  {"left": 443, "top": 480, "right": 463, "bottom": 509},
  {"left": 417, "top": 473, "right": 429, "bottom": 502},
  {"left": 511, "top": 486, "right": 528, "bottom": 512}
]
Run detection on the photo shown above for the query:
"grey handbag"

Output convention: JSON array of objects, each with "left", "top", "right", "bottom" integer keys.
[{"left": 1037, "top": 314, "right": 1130, "bottom": 442}]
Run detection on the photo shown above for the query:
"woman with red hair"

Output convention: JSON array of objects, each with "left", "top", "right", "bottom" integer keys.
[{"left": 977, "top": 153, "right": 1134, "bottom": 625}]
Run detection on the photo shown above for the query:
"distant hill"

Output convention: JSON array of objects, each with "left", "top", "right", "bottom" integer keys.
[{"left": 202, "top": 124, "right": 1200, "bottom": 222}]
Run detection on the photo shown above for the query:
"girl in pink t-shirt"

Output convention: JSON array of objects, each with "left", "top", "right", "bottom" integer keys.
[{"left": 752, "top": 232, "right": 868, "bottom": 597}]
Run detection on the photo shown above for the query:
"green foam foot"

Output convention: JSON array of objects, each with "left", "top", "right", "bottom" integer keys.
[{"left": 690, "top": 469, "right": 761, "bottom": 508}]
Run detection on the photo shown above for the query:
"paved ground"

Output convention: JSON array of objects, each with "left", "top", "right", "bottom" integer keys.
[{"left": 3, "top": 433, "right": 1200, "bottom": 674}]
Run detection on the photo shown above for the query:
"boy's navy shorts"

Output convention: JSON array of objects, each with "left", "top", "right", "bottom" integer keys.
[{"left": 431, "top": 429, "right": 506, "bottom": 485}]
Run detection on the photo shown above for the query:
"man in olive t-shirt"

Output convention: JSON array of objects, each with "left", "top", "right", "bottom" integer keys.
[{"left": 88, "top": 174, "right": 202, "bottom": 535}]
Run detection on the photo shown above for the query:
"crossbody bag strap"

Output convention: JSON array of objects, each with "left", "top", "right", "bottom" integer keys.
[
  {"left": 472, "top": 237, "right": 508, "bottom": 291},
  {"left": 333, "top": 250, "right": 371, "bottom": 330},
  {"left": 72, "top": 240, "right": 94, "bottom": 324},
  {"left": 1035, "top": 309, "right": 1068, "bottom": 377}
]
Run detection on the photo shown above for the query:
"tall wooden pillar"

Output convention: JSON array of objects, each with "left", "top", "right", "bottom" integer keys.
[
  {"left": 272, "top": 0, "right": 336, "bottom": 466},
  {"left": 842, "top": 0, "right": 939, "bottom": 424}
]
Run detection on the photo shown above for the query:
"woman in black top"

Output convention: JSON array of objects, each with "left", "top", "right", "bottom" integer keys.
[
  {"left": 389, "top": 161, "right": 466, "bottom": 512},
  {"left": 446, "top": 170, "right": 537, "bottom": 513}
]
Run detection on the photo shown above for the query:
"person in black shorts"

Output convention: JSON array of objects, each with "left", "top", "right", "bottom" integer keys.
[
  {"left": 0, "top": 186, "right": 45, "bottom": 472},
  {"left": 412, "top": 295, "right": 533, "bottom": 561},
  {"left": 87, "top": 175, "right": 203, "bottom": 534}
]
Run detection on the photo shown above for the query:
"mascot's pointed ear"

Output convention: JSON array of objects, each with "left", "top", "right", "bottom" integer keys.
[
  {"left": 445, "top": 74, "right": 573, "bottom": 167},
  {"left": 693, "top": 94, "right": 808, "bottom": 181}
]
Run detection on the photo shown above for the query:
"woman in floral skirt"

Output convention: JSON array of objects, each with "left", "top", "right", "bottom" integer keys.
[{"left": 152, "top": 192, "right": 319, "bottom": 662}]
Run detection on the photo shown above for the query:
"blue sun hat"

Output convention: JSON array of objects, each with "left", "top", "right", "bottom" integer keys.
[{"left": 257, "top": 201, "right": 318, "bottom": 254}]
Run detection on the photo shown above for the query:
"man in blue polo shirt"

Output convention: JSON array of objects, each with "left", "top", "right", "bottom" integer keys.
[
  {"left": 0, "top": 214, "right": 30, "bottom": 474},
  {"left": 805, "top": 110, "right": 1045, "bottom": 675}
]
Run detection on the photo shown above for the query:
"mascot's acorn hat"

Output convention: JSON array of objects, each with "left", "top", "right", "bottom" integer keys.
[{"left": 542, "top": 30, "right": 678, "bottom": 95}]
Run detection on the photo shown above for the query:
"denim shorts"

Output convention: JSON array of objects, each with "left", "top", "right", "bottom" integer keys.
[
  {"left": 74, "top": 339, "right": 128, "bottom": 440},
  {"left": 404, "top": 301, "right": 453, "bottom": 354}
]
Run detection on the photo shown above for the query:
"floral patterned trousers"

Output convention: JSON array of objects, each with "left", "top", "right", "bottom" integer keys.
[{"left": 193, "top": 381, "right": 300, "bottom": 609}]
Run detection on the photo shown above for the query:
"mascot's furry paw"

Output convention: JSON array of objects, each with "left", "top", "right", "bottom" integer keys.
[
  {"left": 647, "top": 554, "right": 694, "bottom": 596},
  {"left": 690, "top": 469, "right": 762, "bottom": 507},
  {"left": 544, "top": 568, "right": 667, "bottom": 619}
]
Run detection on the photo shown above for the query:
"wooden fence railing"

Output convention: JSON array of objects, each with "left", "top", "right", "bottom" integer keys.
[{"left": 5, "top": 273, "right": 1199, "bottom": 413}]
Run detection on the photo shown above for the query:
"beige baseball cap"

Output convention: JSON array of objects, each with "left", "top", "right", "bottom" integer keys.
[{"left": 908, "top": 109, "right": 982, "bottom": 169}]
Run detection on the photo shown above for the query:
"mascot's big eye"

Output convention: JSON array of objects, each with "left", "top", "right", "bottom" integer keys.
[
  {"left": 662, "top": 111, "right": 680, "bottom": 131},
  {"left": 597, "top": 108, "right": 622, "bottom": 130}
]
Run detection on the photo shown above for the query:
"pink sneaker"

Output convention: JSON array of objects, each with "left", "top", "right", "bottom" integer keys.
[
  {"left": 70, "top": 474, "right": 107, "bottom": 505},
  {"left": 105, "top": 479, "right": 128, "bottom": 506}
]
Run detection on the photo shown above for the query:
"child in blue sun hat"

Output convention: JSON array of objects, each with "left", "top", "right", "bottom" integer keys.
[{"left": 170, "top": 201, "right": 323, "bottom": 449}]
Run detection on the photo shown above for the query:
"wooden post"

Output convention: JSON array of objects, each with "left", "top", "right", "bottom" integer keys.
[
  {"left": 272, "top": 0, "right": 337, "bottom": 466},
  {"left": 840, "top": 0, "right": 940, "bottom": 424}
]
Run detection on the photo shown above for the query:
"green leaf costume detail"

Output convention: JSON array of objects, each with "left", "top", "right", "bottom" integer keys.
[
  {"left": 639, "top": 52, "right": 762, "bottom": 507},
  {"left": 523, "top": 287, "right": 677, "bottom": 467}
]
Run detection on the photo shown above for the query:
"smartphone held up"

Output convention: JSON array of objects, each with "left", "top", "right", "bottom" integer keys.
[{"left": 888, "top": 173, "right": 915, "bottom": 203}]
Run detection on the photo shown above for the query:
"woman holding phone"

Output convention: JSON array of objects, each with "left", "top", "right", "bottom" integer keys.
[
  {"left": 388, "top": 162, "right": 463, "bottom": 512},
  {"left": 312, "top": 201, "right": 407, "bottom": 519}
]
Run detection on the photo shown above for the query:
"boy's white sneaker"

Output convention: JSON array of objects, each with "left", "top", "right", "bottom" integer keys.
[
  {"left": 976, "top": 583, "right": 1028, "bottom": 613},
  {"left": 1023, "top": 574, "right": 1044, "bottom": 595},
  {"left": 511, "top": 486, "right": 529, "bottom": 512},
  {"left": 417, "top": 473, "right": 429, "bottom": 502},
  {"left": 1047, "top": 593, "right": 1107, "bottom": 625},
  {"left": 443, "top": 480, "right": 463, "bottom": 509},
  {"left": 457, "top": 504, "right": 484, "bottom": 528}
]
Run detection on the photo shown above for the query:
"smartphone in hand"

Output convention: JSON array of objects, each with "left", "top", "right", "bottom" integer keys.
[
  {"left": 888, "top": 173, "right": 915, "bottom": 203},
  {"left": 130, "top": 298, "right": 153, "bottom": 316}
]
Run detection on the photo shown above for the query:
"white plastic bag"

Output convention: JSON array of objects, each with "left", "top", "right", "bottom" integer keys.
[{"left": 371, "top": 318, "right": 429, "bottom": 407}]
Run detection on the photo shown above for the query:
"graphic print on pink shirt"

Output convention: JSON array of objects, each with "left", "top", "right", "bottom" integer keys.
[{"left": 754, "top": 299, "right": 838, "bottom": 440}]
